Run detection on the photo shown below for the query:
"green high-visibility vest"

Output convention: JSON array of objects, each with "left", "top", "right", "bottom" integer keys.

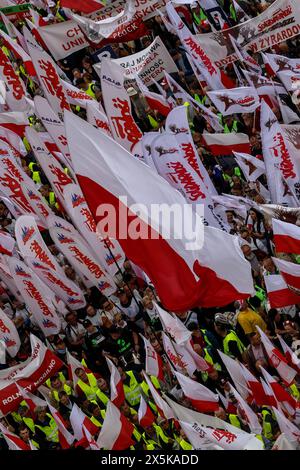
[
  {"left": 52, "top": 383, "right": 72, "bottom": 403},
  {"left": 228, "top": 414, "right": 241, "bottom": 429},
  {"left": 230, "top": 3, "right": 237, "bottom": 21},
  {"left": 194, "top": 93, "right": 206, "bottom": 105},
  {"left": 123, "top": 371, "right": 141, "bottom": 406},
  {"left": 148, "top": 114, "right": 159, "bottom": 129},
  {"left": 35, "top": 413, "right": 59, "bottom": 443},
  {"left": 224, "top": 120, "right": 238, "bottom": 133},
  {"left": 262, "top": 409, "right": 273, "bottom": 440},
  {"left": 23, "top": 417, "right": 35, "bottom": 433},
  {"left": 223, "top": 330, "right": 246, "bottom": 358}
]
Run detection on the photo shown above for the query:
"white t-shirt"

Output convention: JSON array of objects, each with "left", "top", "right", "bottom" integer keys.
[{"left": 86, "top": 310, "right": 103, "bottom": 327}]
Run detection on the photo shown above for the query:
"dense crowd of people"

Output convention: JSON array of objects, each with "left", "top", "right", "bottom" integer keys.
[{"left": 0, "top": 0, "right": 299, "bottom": 452}]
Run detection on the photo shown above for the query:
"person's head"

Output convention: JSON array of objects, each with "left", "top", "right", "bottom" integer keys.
[
  {"left": 76, "top": 78, "right": 88, "bottom": 91},
  {"left": 72, "top": 68, "right": 82, "bottom": 79},
  {"left": 262, "top": 257, "right": 275, "bottom": 273},
  {"left": 18, "top": 405, "right": 30, "bottom": 418},
  {"left": 75, "top": 367, "right": 88, "bottom": 382},
  {"left": 268, "top": 308, "right": 280, "bottom": 323},
  {"left": 120, "top": 401, "right": 131, "bottom": 416},
  {"left": 53, "top": 337, "right": 66, "bottom": 355},
  {"left": 214, "top": 313, "right": 230, "bottom": 336},
  {"left": 65, "top": 311, "right": 78, "bottom": 326},
  {"left": 50, "top": 374, "right": 63, "bottom": 390},
  {"left": 89, "top": 403, "right": 101, "bottom": 417},
  {"left": 226, "top": 210, "right": 235, "bottom": 223},
  {"left": 82, "top": 56, "right": 93, "bottom": 71},
  {"left": 58, "top": 391, "right": 70, "bottom": 406},
  {"left": 86, "top": 305, "right": 96, "bottom": 318},
  {"left": 35, "top": 406, "right": 47, "bottom": 421},
  {"left": 39, "top": 184, "right": 50, "bottom": 198},
  {"left": 144, "top": 287, "right": 155, "bottom": 301},
  {"left": 65, "top": 265, "right": 76, "bottom": 280},
  {"left": 249, "top": 332, "right": 261, "bottom": 347},
  {"left": 98, "top": 376, "right": 109, "bottom": 392},
  {"left": 142, "top": 295, "right": 153, "bottom": 310},
  {"left": 231, "top": 184, "right": 243, "bottom": 197},
  {"left": 241, "top": 244, "right": 252, "bottom": 257},
  {"left": 117, "top": 288, "right": 129, "bottom": 304},
  {"left": 83, "top": 72, "right": 93, "bottom": 85},
  {"left": 18, "top": 424, "right": 30, "bottom": 442},
  {"left": 207, "top": 368, "right": 219, "bottom": 381},
  {"left": 108, "top": 326, "right": 122, "bottom": 340},
  {"left": 283, "top": 320, "right": 297, "bottom": 334}
]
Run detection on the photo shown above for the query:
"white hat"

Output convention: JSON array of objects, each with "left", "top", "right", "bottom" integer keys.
[
  {"left": 191, "top": 1, "right": 199, "bottom": 8},
  {"left": 48, "top": 1, "right": 56, "bottom": 7},
  {"left": 126, "top": 87, "right": 138, "bottom": 97}
]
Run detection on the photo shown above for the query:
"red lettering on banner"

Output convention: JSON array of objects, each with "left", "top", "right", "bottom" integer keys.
[
  {"left": 271, "top": 132, "right": 296, "bottom": 179},
  {"left": 212, "top": 429, "right": 237, "bottom": 443},
  {"left": 0, "top": 319, "right": 9, "bottom": 334},
  {"left": 38, "top": 59, "right": 70, "bottom": 111},
  {"left": 44, "top": 272, "right": 78, "bottom": 297},
  {"left": 95, "top": 118, "right": 111, "bottom": 134},
  {"left": 2, "top": 158, "right": 24, "bottom": 182},
  {"left": 181, "top": 143, "right": 203, "bottom": 180},
  {"left": 66, "top": 89, "right": 93, "bottom": 101},
  {"left": 257, "top": 5, "right": 292, "bottom": 32},
  {"left": 30, "top": 240, "right": 56, "bottom": 270},
  {"left": 166, "top": 347, "right": 187, "bottom": 369},
  {"left": 80, "top": 207, "right": 97, "bottom": 232},
  {"left": 0, "top": 50, "right": 24, "bottom": 101},
  {"left": 111, "top": 97, "right": 142, "bottom": 151},
  {"left": 0, "top": 173, "right": 32, "bottom": 212},
  {"left": 166, "top": 161, "right": 206, "bottom": 201},
  {"left": 36, "top": 203, "right": 50, "bottom": 219},
  {"left": 184, "top": 37, "right": 217, "bottom": 76},
  {"left": 68, "top": 245, "right": 104, "bottom": 279},
  {"left": 48, "top": 164, "right": 72, "bottom": 193},
  {"left": 23, "top": 280, "right": 54, "bottom": 317}
]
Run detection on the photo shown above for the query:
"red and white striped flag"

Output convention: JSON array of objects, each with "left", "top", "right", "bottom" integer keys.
[
  {"left": 96, "top": 401, "right": 135, "bottom": 450},
  {"left": 202, "top": 133, "right": 251, "bottom": 156},
  {"left": 47, "top": 401, "right": 75, "bottom": 449},
  {"left": 277, "top": 335, "right": 300, "bottom": 375},
  {"left": 0, "top": 111, "right": 28, "bottom": 137},
  {"left": 138, "top": 395, "right": 155, "bottom": 428},
  {"left": 257, "top": 326, "right": 297, "bottom": 386},
  {"left": 66, "top": 350, "right": 90, "bottom": 389},
  {"left": 259, "top": 366, "right": 296, "bottom": 410},
  {"left": 156, "top": 304, "right": 191, "bottom": 344},
  {"left": 272, "top": 219, "right": 300, "bottom": 255},
  {"left": 142, "top": 372, "right": 174, "bottom": 419},
  {"left": 260, "top": 377, "right": 278, "bottom": 407},
  {"left": 264, "top": 274, "right": 300, "bottom": 309},
  {"left": 140, "top": 334, "right": 164, "bottom": 381},
  {"left": 135, "top": 76, "right": 171, "bottom": 117},
  {"left": 272, "top": 257, "right": 300, "bottom": 296},
  {"left": 218, "top": 350, "right": 250, "bottom": 400},
  {"left": 70, "top": 403, "right": 99, "bottom": 441},
  {"left": 106, "top": 357, "right": 125, "bottom": 407},
  {"left": 175, "top": 371, "right": 219, "bottom": 412},
  {"left": 0, "top": 423, "right": 30, "bottom": 450},
  {"left": 0, "top": 28, "right": 35, "bottom": 77}
]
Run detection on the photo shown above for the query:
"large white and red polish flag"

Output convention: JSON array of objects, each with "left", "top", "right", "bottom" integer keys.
[
  {"left": 277, "top": 335, "right": 300, "bottom": 375},
  {"left": 260, "top": 366, "right": 296, "bottom": 411},
  {"left": 156, "top": 304, "right": 191, "bottom": 345},
  {"left": 218, "top": 350, "right": 250, "bottom": 400},
  {"left": 46, "top": 401, "right": 75, "bottom": 449},
  {"left": 140, "top": 334, "right": 164, "bottom": 381},
  {"left": 106, "top": 357, "right": 125, "bottom": 407},
  {"left": 0, "top": 334, "right": 63, "bottom": 416},
  {"left": 138, "top": 395, "right": 155, "bottom": 428},
  {"left": 60, "top": 0, "right": 104, "bottom": 14},
  {"left": 142, "top": 372, "right": 175, "bottom": 420},
  {"left": 272, "top": 219, "right": 300, "bottom": 255},
  {"left": 260, "top": 377, "right": 278, "bottom": 408},
  {"left": 264, "top": 274, "right": 300, "bottom": 309},
  {"left": 257, "top": 327, "right": 297, "bottom": 386},
  {"left": 0, "top": 423, "right": 30, "bottom": 450},
  {"left": 0, "top": 29, "right": 35, "bottom": 77},
  {"left": 0, "top": 308, "right": 20, "bottom": 358},
  {"left": 233, "top": 152, "right": 266, "bottom": 182},
  {"left": 70, "top": 403, "right": 99, "bottom": 441},
  {"left": 202, "top": 132, "right": 251, "bottom": 156},
  {"left": 174, "top": 371, "right": 219, "bottom": 413},
  {"left": 0, "top": 111, "right": 28, "bottom": 138},
  {"left": 65, "top": 111, "right": 253, "bottom": 311},
  {"left": 272, "top": 257, "right": 300, "bottom": 295},
  {"left": 96, "top": 401, "right": 135, "bottom": 450},
  {"left": 8, "top": 257, "right": 61, "bottom": 337}
]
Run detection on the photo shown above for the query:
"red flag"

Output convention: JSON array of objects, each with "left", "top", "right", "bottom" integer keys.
[
  {"left": 273, "top": 219, "right": 300, "bottom": 254},
  {"left": 106, "top": 357, "right": 125, "bottom": 407},
  {"left": 272, "top": 257, "right": 300, "bottom": 293},
  {"left": 240, "top": 363, "right": 268, "bottom": 407},
  {"left": 60, "top": 0, "right": 105, "bottom": 14},
  {"left": 16, "top": 384, "right": 47, "bottom": 416},
  {"left": 277, "top": 335, "right": 300, "bottom": 375},
  {"left": 0, "top": 230, "right": 15, "bottom": 255},
  {"left": 70, "top": 403, "right": 99, "bottom": 441},
  {"left": 264, "top": 274, "right": 300, "bottom": 309},
  {"left": 47, "top": 402, "right": 75, "bottom": 449},
  {"left": 202, "top": 133, "right": 251, "bottom": 156},
  {"left": 257, "top": 326, "right": 297, "bottom": 386},
  {"left": 96, "top": 401, "right": 135, "bottom": 450},
  {"left": 142, "top": 372, "right": 174, "bottom": 420},
  {"left": 138, "top": 395, "right": 155, "bottom": 427},
  {"left": 0, "top": 423, "right": 30, "bottom": 450},
  {"left": 175, "top": 371, "right": 219, "bottom": 412}
]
